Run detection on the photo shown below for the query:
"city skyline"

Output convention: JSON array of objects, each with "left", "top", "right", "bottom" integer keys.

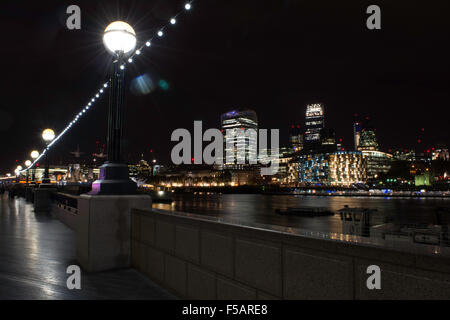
[
  {"left": 2, "top": 0, "right": 450, "bottom": 304},
  {"left": 1, "top": 0, "right": 449, "bottom": 171}
]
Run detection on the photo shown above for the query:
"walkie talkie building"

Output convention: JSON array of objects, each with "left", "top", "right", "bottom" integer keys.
[{"left": 304, "top": 103, "right": 325, "bottom": 143}]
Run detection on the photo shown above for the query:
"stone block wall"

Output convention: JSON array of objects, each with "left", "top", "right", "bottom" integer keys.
[{"left": 131, "top": 208, "right": 450, "bottom": 300}]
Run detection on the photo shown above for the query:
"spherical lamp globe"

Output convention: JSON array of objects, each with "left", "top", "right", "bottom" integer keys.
[
  {"left": 103, "top": 21, "right": 136, "bottom": 56},
  {"left": 42, "top": 129, "right": 55, "bottom": 142}
]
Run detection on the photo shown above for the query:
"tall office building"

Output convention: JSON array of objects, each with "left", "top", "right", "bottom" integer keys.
[
  {"left": 357, "top": 128, "right": 379, "bottom": 151},
  {"left": 304, "top": 103, "right": 325, "bottom": 143},
  {"left": 353, "top": 122, "right": 362, "bottom": 150},
  {"left": 221, "top": 109, "right": 258, "bottom": 168},
  {"left": 321, "top": 128, "right": 336, "bottom": 150},
  {"left": 357, "top": 127, "right": 392, "bottom": 179},
  {"left": 289, "top": 125, "right": 303, "bottom": 152}
]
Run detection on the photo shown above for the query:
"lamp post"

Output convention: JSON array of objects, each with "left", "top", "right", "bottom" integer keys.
[
  {"left": 42, "top": 129, "right": 55, "bottom": 184},
  {"left": 90, "top": 21, "right": 137, "bottom": 195},
  {"left": 25, "top": 160, "right": 31, "bottom": 185},
  {"left": 15, "top": 166, "right": 22, "bottom": 183},
  {"left": 30, "top": 150, "right": 39, "bottom": 183}
]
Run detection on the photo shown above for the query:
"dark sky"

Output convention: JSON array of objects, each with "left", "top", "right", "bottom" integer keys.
[{"left": 0, "top": 0, "right": 449, "bottom": 174}]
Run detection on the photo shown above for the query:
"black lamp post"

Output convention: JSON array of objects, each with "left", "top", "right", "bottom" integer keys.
[
  {"left": 25, "top": 160, "right": 31, "bottom": 185},
  {"left": 42, "top": 129, "right": 55, "bottom": 185},
  {"left": 90, "top": 21, "right": 137, "bottom": 195},
  {"left": 30, "top": 150, "right": 39, "bottom": 183},
  {"left": 15, "top": 166, "right": 22, "bottom": 184}
]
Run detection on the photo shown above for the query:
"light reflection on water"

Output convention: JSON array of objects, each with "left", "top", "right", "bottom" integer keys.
[{"left": 152, "top": 194, "right": 450, "bottom": 234}]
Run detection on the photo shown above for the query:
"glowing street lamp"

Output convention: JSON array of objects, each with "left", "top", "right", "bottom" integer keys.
[
  {"left": 103, "top": 21, "right": 136, "bottom": 56},
  {"left": 24, "top": 160, "right": 32, "bottom": 184},
  {"left": 30, "top": 150, "right": 39, "bottom": 182},
  {"left": 42, "top": 129, "right": 55, "bottom": 184},
  {"left": 15, "top": 165, "right": 22, "bottom": 183},
  {"left": 91, "top": 21, "right": 137, "bottom": 194}
]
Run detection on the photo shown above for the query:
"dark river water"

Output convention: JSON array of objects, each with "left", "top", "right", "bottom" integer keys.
[{"left": 153, "top": 194, "right": 450, "bottom": 234}]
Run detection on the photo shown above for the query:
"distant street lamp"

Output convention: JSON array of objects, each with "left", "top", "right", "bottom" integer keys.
[
  {"left": 30, "top": 150, "right": 39, "bottom": 182},
  {"left": 15, "top": 165, "right": 22, "bottom": 183},
  {"left": 25, "top": 160, "right": 32, "bottom": 185},
  {"left": 91, "top": 21, "right": 137, "bottom": 195},
  {"left": 42, "top": 129, "right": 55, "bottom": 184}
]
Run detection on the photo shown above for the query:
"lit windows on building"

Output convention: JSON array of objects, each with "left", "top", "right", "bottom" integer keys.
[
  {"left": 297, "top": 153, "right": 329, "bottom": 184},
  {"left": 296, "top": 151, "right": 367, "bottom": 186},
  {"left": 432, "top": 144, "right": 449, "bottom": 161},
  {"left": 353, "top": 122, "right": 362, "bottom": 150},
  {"left": 304, "top": 103, "right": 324, "bottom": 143},
  {"left": 328, "top": 152, "right": 367, "bottom": 185},
  {"left": 320, "top": 128, "right": 336, "bottom": 149},
  {"left": 393, "top": 149, "right": 415, "bottom": 161},
  {"left": 221, "top": 109, "right": 258, "bottom": 169},
  {"left": 361, "top": 150, "right": 393, "bottom": 179},
  {"left": 357, "top": 128, "right": 379, "bottom": 151}
]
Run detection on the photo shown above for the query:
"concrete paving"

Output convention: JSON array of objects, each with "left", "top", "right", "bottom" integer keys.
[{"left": 0, "top": 193, "right": 176, "bottom": 300}]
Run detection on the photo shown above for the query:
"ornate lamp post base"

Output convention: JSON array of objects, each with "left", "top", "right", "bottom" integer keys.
[{"left": 90, "top": 163, "right": 136, "bottom": 195}]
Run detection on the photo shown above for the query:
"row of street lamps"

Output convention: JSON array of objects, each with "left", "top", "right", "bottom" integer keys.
[
  {"left": 13, "top": 129, "right": 55, "bottom": 185},
  {"left": 12, "top": 19, "right": 138, "bottom": 193},
  {"left": 12, "top": 19, "right": 136, "bottom": 193},
  {"left": 10, "top": 1, "right": 195, "bottom": 194}
]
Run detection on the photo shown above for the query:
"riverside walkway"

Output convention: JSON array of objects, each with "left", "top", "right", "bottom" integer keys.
[{"left": 0, "top": 193, "right": 175, "bottom": 300}]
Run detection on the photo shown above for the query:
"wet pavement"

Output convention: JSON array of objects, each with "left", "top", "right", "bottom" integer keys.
[{"left": 0, "top": 194, "right": 175, "bottom": 300}]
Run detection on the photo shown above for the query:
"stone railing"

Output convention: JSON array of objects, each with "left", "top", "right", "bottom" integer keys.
[
  {"left": 131, "top": 208, "right": 450, "bottom": 299},
  {"left": 51, "top": 193, "right": 79, "bottom": 230}
]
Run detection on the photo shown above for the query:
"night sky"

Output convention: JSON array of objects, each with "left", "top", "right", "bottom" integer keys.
[{"left": 0, "top": 0, "right": 449, "bottom": 174}]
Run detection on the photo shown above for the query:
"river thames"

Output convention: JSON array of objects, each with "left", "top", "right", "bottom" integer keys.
[{"left": 153, "top": 193, "right": 450, "bottom": 235}]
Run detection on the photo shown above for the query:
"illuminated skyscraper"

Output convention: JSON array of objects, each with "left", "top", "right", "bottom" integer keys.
[
  {"left": 221, "top": 109, "right": 258, "bottom": 168},
  {"left": 353, "top": 122, "right": 362, "bottom": 150},
  {"left": 357, "top": 128, "right": 379, "bottom": 151},
  {"left": 304, "top": 103, "right": 324, "bottom": 143},
  {"left": 357, "top": 127, "right": 392, "bottom": 179}
]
